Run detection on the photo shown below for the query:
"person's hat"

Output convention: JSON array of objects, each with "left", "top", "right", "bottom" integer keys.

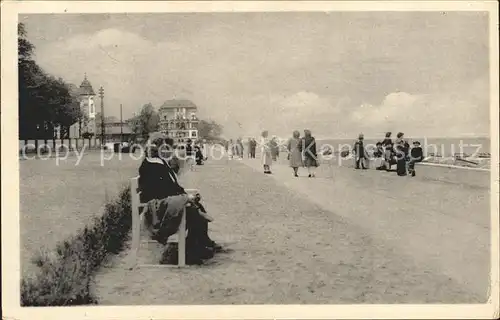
[
  {"left": 413, "top": 141, "right": 421, "bottom": 145},
  {"left": 358, "top": 133, "right": 364, "bottom": 139}
]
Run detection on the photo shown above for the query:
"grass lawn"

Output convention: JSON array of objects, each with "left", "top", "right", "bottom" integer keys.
[{"left": 20, "top": 151, "right": 141, "bottom": 278}]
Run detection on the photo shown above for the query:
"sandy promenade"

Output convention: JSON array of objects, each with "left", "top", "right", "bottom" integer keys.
[{"left": 93, "top": 157, "right": 489, "bottom": 304}]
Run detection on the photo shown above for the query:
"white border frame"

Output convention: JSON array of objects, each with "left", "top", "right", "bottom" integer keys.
[{"left": 2, "top": 1, "right": 499, "bottom": 319}]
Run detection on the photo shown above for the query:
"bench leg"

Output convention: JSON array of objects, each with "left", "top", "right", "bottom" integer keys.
[
  {"left": 130, "top": 182, "right": 141, "bottom": 268},
  {"left": 178, "top": 207, "right": 186, "bottom": 267}
]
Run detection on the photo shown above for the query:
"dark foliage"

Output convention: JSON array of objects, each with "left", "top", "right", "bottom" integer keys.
[{"left": 18, "top": 23, "right": 81, "bottom": 140}]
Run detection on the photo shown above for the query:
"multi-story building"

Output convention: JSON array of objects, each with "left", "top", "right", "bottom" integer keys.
[{"left": 158, "top": 99, "right": 199, "bottom": 144}]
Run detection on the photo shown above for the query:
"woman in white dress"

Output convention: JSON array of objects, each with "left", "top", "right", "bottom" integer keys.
[{"left": 260, "top": 130, "right": 273, "bottom": 174}]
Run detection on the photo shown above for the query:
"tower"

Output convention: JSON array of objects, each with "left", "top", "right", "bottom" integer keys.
[{"left": 79, "top": 73, "right": 97, "bottom": 135}]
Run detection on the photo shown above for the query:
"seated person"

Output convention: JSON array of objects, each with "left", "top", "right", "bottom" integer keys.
[
  {"left": 408, "top": 141, "right": 423, "bottom": 177},
  {"left": 374, "top": 142, "right": 386, "bottom": 170},
  {"left": 384, "top": 144, "right": 397, "bottom": 171},
  {"left": 373, "top": 142, "right": 384, "bottom": 158},
  {"left": 138, "top": 132, "right": 221, "bottom": 265}
]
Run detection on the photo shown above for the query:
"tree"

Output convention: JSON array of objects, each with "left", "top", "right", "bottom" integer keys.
[
  {"left": 128, "top": 103, "right": 160, "bottom": 140},
  {"left": 18, "top": 23, "right": 80, "bottom": 140},
  {"left": 197, "top": 119, "right": 223, "bottom": 141},
  {"left": 18, "top": 23, "right": 34, "bottom": 63}
]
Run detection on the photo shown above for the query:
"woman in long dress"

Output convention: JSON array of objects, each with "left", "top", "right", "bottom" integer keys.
[
  {"left": 301, "top": 129, "right": 319, "bottom": 178},
  {"left": 394, "top": 132, "right": 409, "bottom": 176},
  {"left": 288, "top": 130, "right": 303, "bottom": 177},
  {"left": 260, "top": 130, "right": 273, "bottom": 174}
]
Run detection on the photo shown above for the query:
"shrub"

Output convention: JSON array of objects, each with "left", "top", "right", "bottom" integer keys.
[{"left": 21, "top": 186, "right": 132, "bottom": 306}]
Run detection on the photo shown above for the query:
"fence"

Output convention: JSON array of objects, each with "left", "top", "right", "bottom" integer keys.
[{"left": 19, "top": 138, "right": 104, "bottom": 153}]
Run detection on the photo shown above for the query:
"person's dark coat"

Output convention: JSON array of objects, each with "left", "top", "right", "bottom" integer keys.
[
  {"left": 353, "top": 140, "right": 366, "bottom": 159},
  {"left": 382, "top": 138, "right": 393, "bottom": 147},
  {"left": 300, "top": 136, "right": 319, "bottom": 167},
  {"left": 410, "top": 146, "right": 423, "bottom": 161},
  {"left": 139, "top": 157, "right": 185, "bottom": 203},
  {"left": 138, "top": 157, "right": 213, "bottom": 252}
]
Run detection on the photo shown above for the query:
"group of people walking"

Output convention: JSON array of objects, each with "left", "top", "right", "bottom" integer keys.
[
  {"left": 230, "top": 129, "right": 424, "bottom": 178},
  {"left": 260, "top": 129, "right": 319, "bottom": 177},
  {"left": 225, "top": 138, "right": 258, "bottom": 159},
  {"left": 353, "top": 131, "right": 423, "bottom": 177}
]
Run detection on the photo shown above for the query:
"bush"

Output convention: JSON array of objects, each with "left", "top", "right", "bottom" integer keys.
[{"left": 21, "top": 186, "right": 132, "bottom": 306}]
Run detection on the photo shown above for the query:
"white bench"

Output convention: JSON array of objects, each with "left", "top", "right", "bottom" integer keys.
[{"left": 130, "top": 176, "right": 198, "bottom": 268}]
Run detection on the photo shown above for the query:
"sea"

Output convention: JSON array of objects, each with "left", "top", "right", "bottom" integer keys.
[{"left": 316, "top": 136, "right": 491, "bottom": 158}]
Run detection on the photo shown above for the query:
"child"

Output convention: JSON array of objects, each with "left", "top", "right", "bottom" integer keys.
[
  {"left": 374, "top": 142, "right": 386, "bottom": 170},
  {"left": 192, "top": 192, "right": 214, "bottom": 222},
  {"left": 408, "top": 141, "right": 423, "bottom": 177}
]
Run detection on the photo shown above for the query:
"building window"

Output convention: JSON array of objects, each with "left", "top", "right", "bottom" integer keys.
[{"left": 192, "top": 131, "right": 197, "bottom": 137}]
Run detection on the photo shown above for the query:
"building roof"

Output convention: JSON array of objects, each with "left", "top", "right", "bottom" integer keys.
[
  {"left": 79, "top": 74, "right": 96, "bottom": 96},
  {"left": 159, "top": 99, "right": 197, "bottom": 110},
  {"left": 96, "top": 122, "right": 133, "bottom": 135}
]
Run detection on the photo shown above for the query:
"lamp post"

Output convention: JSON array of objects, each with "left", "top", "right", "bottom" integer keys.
[
  {"left": 120, "top": 104, "right": 123, "bottom": 143},
  {"left": 99, "top": 86, "right": 105, "bottom": 145}
]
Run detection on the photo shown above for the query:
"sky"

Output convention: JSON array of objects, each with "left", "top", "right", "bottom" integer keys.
[{"left": 20, "top": 12, "right": 490, "bottom": 139}]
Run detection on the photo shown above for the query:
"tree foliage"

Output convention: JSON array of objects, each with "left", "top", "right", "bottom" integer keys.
[
  {"left": 18, "top": 23, "right": 81, "bottom": 139},
  {"left": 197, "top": 119, "right": 224, "bottom": 141},
  {"left": 128, "top": 103, "right": 160, "bottom": 140}
]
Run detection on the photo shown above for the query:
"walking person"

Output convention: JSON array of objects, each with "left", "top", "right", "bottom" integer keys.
[
  {"left": 227, "top": 139, "right": 234, "bottom": 160},
  {"left": 247, "top": 138, "right": 253, "bottom": 158},
  {"left": 186, "top": 139, "right": 195, "bottom": 170},
  {"left": 250, "top": 138, "right": 257, "bottom": 158},
  {"left": 260, "top": 131, "right": 273, "bottom": 174},
  {"left": 300, "top": 129, "right": 319, "bottom": 177},
  {"left": 287, "top": 130, "right": 303, "bottom": 177},
  {"left": 270, "top": 136, "right": 279, "bottom": 161},
  {"left": 237, "top": 138, "right": 244, "bottom": 159},
  {"left": 353, "top": 133, "right": 368, "bottom": 169}
]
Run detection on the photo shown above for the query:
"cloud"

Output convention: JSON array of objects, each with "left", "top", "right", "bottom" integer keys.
[
  {"left": 349, "top": 76, "right": 490, "bottom": 137},
  {"left": 28, "top": 13, "right": 490, "bottom": 139}
]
